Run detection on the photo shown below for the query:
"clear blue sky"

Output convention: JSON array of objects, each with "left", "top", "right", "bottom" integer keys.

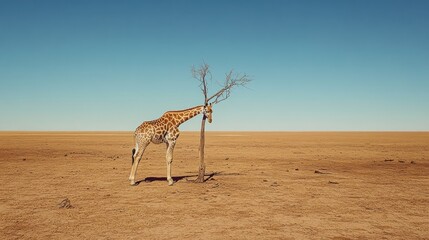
[{"left": 1, "top": 0, "right": 428, "bottom": 131}]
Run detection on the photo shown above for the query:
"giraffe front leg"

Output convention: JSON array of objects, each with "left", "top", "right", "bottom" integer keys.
[
  {"left": 167, "top": 160, "right": 173, "bottom": 186},
  {"left": 166, "top": 142, "right": 175, "bottom": 186}
]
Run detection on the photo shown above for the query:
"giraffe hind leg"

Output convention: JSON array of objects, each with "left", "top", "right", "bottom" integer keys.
[
  {"left": 129, "top": 149, "right": 142, "bottom": 185},
  {"left": 131, "top": 148, "right": 136, "bottom": 165},
  {"left": 131, "top": 141, "right": 138, "bottom": 166},
  {"left": 129, "top": 142, "right": 148, "bottom": 185}
]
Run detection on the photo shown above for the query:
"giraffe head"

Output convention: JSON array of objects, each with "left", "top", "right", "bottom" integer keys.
[{"left": 203, "top": 104, "right": 213, "bottom": 123}]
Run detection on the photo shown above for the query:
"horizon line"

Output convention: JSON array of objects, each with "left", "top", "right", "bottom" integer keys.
[{"left": 1, "top": 130, "right": 428, "bottom": 133}]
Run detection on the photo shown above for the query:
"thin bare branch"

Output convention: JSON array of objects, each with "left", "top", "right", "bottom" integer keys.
[
  {"left": 192, "top": 63, "right": 251, "bottom": 105},
  {"left": 192, "top": 63, "right": 212, "bottom": 102},
  {"left": 207, "top": 70, "right": 251, "bottom": 104}
]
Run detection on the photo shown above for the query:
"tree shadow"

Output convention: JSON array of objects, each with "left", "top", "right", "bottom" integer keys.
[{"left": 135, "top": 171, "right": 239, "bottom": 185}]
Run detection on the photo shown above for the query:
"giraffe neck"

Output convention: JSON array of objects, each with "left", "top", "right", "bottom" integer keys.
[{"left": 166, "top": 105, "right": 204, "bottom": 127}]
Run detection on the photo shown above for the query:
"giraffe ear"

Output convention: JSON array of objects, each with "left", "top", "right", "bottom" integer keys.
[{"left": 209, "top": 102, "right": 212, "bottom": 106}]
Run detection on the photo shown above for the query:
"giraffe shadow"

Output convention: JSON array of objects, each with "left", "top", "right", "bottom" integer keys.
[{"left": 135, "top": 172, "right": 221, "bottom": 185}]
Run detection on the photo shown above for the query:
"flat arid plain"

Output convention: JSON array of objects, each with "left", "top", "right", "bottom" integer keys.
[{"left": 1, "top": 132, "right": 428, "bottom": 239}]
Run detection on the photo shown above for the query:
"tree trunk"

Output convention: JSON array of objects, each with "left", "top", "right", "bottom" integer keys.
[{"left": 195, "top": 116, "right": 206, "bottom": 182}]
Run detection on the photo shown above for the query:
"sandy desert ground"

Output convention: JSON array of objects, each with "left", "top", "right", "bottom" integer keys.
[{"left": 0, "top": 131, "right": 428, "bottom": 239}]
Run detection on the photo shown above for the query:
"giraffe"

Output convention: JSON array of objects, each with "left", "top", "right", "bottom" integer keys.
[{"left": 129, "top": 104, "right": 213, "bottom": 186}]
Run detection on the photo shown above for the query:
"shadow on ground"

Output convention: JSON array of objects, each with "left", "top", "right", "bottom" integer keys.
[{"left": 135, "top": 171, "right": 240, "bottom": 185}]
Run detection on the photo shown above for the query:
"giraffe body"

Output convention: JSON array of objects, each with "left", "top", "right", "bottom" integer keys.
[{"left": 129, "top": 105, "right": 213, "bottom": 186}]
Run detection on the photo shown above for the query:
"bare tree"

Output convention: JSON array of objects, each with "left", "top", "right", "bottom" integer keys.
[{"left": 192, "top": 63, "right": 251, "bottom": 182}]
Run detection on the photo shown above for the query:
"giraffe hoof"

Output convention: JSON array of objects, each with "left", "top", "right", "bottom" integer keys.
[
  {"left": 130, "top": 181, "right": 137, "bottom": 186},
  {"left": 168, "top": 179, "right": 174, "bottom": 186}
]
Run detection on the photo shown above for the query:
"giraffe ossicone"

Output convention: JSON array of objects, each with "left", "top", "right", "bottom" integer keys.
[{"left": 129, "top": 104, "right": 213, "bottom": 186}]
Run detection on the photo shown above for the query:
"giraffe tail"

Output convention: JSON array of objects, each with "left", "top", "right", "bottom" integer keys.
[{"left": 131, "top": 148, "right": 136, "bottom": 165}]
